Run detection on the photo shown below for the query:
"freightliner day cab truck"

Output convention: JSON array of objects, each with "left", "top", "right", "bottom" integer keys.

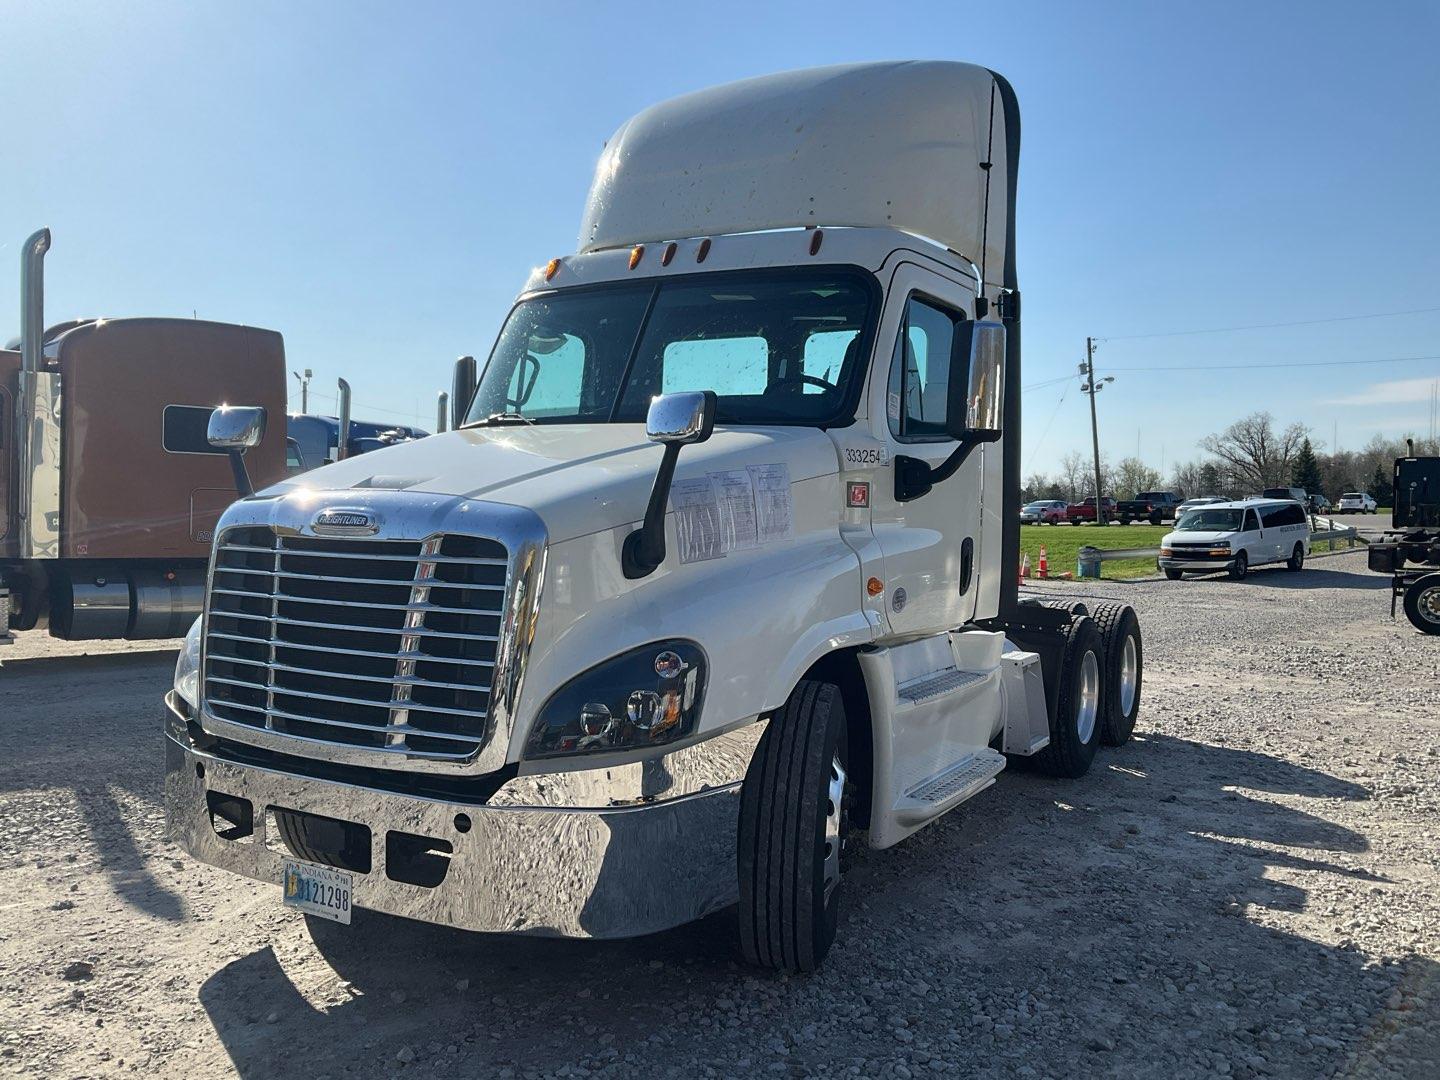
[
  {"left": 1367, "top": 441, "right": 1440, "bottom": 634},
  {"left": 165, "top": 61, "right": 1146, "bottom": 971},
  {"left": 1, "top": 231, "right": 287, "bottom": 643}
]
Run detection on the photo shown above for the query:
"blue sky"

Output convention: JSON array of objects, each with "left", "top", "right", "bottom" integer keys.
[{"left": 3, "top": 0, "right": 1437, "bottom": 475}]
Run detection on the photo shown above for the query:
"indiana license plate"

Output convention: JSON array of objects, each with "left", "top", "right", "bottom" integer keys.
[{"left": 282, "top": 859, "right": 353, "bottom": 924}]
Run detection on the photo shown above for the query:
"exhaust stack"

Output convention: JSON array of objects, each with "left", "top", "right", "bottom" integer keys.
[
  {"left": 336, "top": 378, "right": 352, "bottom": 461},
  {"left": 20, "top": 228, "right": 51, "bottom": 375},
  {"left": 436, "top": 391, "right": 449, "bottom": 433}
]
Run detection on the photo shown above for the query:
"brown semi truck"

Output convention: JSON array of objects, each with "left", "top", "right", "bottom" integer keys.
[{"left": 2, "top": 228, "right": 286, "bottom": 642}]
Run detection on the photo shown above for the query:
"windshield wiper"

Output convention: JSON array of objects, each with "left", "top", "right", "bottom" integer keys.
[{"left": 476, "top": 411, "right": 536, "bottom": 427}]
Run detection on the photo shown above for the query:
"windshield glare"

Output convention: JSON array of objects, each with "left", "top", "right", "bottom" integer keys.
[
  {"left": 1176, "top": 508, "right": 1243, "bottom": 532},
  {"left": 464, "top": 271, "right": 875, "bottom": 427}
]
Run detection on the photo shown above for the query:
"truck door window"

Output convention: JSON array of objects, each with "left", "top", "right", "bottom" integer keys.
[{"left": 887, "top": 297, "right": 961, "bottom": 439}]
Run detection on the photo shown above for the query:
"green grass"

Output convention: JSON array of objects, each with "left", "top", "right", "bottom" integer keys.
[{"left": 1020, "top": 523, "right": 1166, "bottom": 581}]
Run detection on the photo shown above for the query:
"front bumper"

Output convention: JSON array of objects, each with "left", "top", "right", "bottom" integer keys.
[
  {"left": 1157, "top": 555, "right": 1234, "bottom": 572},
  {"left": 165, "top": 693, "right": 757, "bottom": 939}
]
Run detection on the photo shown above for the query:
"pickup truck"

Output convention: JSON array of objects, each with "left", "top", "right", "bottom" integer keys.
[
  {"left": 1067, "top": 496, "right": 1117, "bottom": 523},
  {"left": 1117, "top": 491, "right": 1185, "bottom": 526}
]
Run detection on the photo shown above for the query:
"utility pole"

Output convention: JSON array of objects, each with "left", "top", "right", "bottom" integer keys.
[
  {"left": 1079, "top": 337, "right": 1114, "bottom": 524},
  {"left": 292, "top": 368, "right": 313, "bottom": 413}
]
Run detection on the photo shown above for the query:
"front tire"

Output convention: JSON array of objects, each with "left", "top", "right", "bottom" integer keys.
[
  {"left": 1033, "top": 617, "right": 1104, "bottom": 778},
  {"left": 1091, "top": 603, "right": 1142, "bottom": 747},
  {"left": 738, "top": 679, "right": 849, "bottom": 973},
  {"left": 1229, "top": 551, "right": 1249, "bottom": 580},
  {"left": 1163, "top": 568, "right": 1183, "bottom": 581},
  {"left": 1402, "top": 574, "right": 1440, "bottom": 635},
  {"left": 1287, "top": 543, "right": 1305, "bottom": 572}
]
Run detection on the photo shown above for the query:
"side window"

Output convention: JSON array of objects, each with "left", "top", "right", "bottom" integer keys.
[
  {"left": 163, "top": 405, "right": 229, "bottom": 455},
  {"left": 663, "top": 337, "right": 769, "bottom": 396},
  {"left": 1244, "top": 510, "right": 1260, "bottom": 532},
  {"left": 887, "top": 296, "right": 964, "bottom": 438},
  {"left": 1260, "top": 506, "right": 1285, "bottom": 528},
  {"left": 801, "top": 330, "right": 857, "bottom": 394},
  {"left": 1284, "top": 504, "right": 1308, "bottom": 526}
]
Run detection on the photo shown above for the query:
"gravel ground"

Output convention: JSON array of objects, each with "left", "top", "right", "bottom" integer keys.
[{"left": 1, "top": 549, "right": 1437, "bottom": 1079}]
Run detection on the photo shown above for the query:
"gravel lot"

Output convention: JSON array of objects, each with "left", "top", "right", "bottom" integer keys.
[{"left": 2, "top": 549, "right": 1437, "bottom": 1079}]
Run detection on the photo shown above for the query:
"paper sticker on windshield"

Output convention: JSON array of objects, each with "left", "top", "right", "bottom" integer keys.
[
  {"left": 748, "top": 463, "right": 794, "bottom": 543},
  {"left": 670, "top": 478, "right": 727, "bottom": 564}
]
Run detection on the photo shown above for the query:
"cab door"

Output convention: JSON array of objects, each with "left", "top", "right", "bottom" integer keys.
[{"left": 867, "top": 263, "right": 983, "bottom": 636}]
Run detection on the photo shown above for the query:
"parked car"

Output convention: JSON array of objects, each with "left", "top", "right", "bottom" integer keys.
[
  {"left": 1020, "top": 499, "right": 1068, "bottom": 524},
  {"left": 1175, "top": 496, "right": 1226, "bottom": 515},
  {"left": 1158, "top": 499, "right": 1311, "bottom": 580},
  {"left": 1337, "top": 491, "right": 1378, "bottom": 514},
  {"left": 1116, "top": 490, "right": 1185, "bottom": 526},
  {"left": 1307, "top": 493, "right": 1331, "bottom": 515},
  {"left": 1066, "top": 496, "right": 1117, "bottom": 523},
  {"left": 1261, "top": 486, "right": 1308, "bottom": 504}
]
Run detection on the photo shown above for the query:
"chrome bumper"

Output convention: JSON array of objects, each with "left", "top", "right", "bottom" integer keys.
[{"left": 165, "top": 694, "right": 760, "bottom": 939}]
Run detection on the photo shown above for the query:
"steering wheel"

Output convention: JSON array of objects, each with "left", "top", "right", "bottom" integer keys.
[{"left": 768, "top": 373, "right": 838, "bottom": 393}]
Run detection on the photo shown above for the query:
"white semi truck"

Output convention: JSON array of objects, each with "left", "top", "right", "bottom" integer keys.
[{"left": 165, "top": 61, "right": 1144, "bottom": 972}]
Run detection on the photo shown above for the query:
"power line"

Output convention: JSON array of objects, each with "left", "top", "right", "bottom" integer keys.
[
  {"left": 1104, "top": 353, "right": 1440, "bottom": 374},
  {"left": 1097, "top": 304, "right": 1440, "bottom": 342}
]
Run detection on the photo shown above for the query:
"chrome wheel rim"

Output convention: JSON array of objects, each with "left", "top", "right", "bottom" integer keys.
[
  {"left": 823, "top": 754, "right": 847, "bottom": 904},
  {"left": 1119, "top": 635, "right": 1138, "bottom": 717},
  {"left": 1076, "top": 651, "right": 1100, "bottom": 744},
  {"left": 1419, "top": 587, "right": 1440, "bottom": 626}
]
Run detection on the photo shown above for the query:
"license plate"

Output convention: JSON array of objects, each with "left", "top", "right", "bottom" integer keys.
[{"left": 282, "top": 859, "right": 353, "bottom": 924}]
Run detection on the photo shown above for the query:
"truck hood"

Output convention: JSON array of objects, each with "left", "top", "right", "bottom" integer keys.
[{"left": 263, "top": 424, "right": 840, "bottom": 543}]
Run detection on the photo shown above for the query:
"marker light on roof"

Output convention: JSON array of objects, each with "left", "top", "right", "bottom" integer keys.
[
  {"left": 661, "top": 242, "right": 677, "bottom": 266},
  {"left": 544, "top": 258, "right": 561, "bottom": 281},
  {"left": 696, "top": 238, "right": 711, "bottom": 263},
  {"left": 809, "top": 228, "right": 824, "bottom": 256},
  {"left": 629, "top": 245, "right": 645, "bottom": 269}
]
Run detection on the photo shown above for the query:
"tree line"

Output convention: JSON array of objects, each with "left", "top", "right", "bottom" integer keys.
[{"left": 1023, "top": 411, "right": 1438, "bottom": 506}]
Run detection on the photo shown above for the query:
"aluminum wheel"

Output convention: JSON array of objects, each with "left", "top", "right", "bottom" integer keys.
[
  {"left": 1075, "top": 649, "right": 1100, "bottom": 744},
  {"left": 1118, "top": 634, "right": 1138, "bottom": 717},
  {"left": 1418, "top": 586, "right": 1440, "bottom": 626},
  {"left": 822, "top": 754, "right": 847, "bottom": 903}
]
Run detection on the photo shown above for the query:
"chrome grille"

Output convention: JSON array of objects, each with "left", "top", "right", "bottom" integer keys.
[{"left": 202, "top": 526, "right": 509, "bottom": 761}]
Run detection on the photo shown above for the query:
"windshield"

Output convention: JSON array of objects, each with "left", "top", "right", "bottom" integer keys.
[
  {"left": 1175, "top": 508, "right": 1244, "bottom": 532},
  {"left": 463, "top": 270, "right": 876, "bottom": 427}
]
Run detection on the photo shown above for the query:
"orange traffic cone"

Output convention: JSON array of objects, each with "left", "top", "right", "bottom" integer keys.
[
  {"left": 1038, "top": 546, "right": 1049, "bottom": 579},
  {"left": 1019, "top": 553, "right": 1031, "bottom": 582}
]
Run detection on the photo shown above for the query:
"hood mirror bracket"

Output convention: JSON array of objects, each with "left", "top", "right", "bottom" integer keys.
[{"left": 622, "top": 391, "right": 717, "bottom": 579}]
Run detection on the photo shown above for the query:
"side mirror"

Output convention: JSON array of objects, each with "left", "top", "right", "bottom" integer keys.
[
  {"left": 946, "top": 321, "right": 1006, "bottom": 440},
  {"left": 646, "top": 389, "right": 717, "bottom": 445},
  {"left": 451, "top": 355, "right": 476, "bottom": 430},
  {"left": 208, "top": 405, "right": 267, "bottom": 497},
  {"left": 207, "top": 405, "right": 266, "bottom": 450},
  {"left": 624, "top": 391, "right": 718, "bottom": 579}
]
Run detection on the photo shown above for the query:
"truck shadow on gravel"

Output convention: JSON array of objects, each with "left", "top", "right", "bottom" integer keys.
[{"left": 196, "top": 733, "right": 1438, "bottom": 1078}]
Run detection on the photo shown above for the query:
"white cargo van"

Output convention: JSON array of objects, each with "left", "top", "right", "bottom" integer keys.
[
  {"left": 1159, "top": 498, "right": 1310, "bottom": 579},
  {"left": 165, "top": 61, "right": 1146, "bottom": 972}
]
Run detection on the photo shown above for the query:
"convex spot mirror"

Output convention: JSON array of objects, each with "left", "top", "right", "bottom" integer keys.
[
  {"left": 945, "top": 321, "right": 1006, "bottom": 440},
  {"left": 646, "top": 389, "right": 717, "bottom": 445},
  {"left": 207, "top": 405, "right": 267, "bottom": 450}
]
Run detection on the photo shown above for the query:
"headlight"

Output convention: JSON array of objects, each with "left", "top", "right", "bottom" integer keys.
[
  {"left": 174, "top": 616, "right": 203, "bottom": 712},
  {"left": 525, "top": 640, "right": 706, "bottom": 760}
]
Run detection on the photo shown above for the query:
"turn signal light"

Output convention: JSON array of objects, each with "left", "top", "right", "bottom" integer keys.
[
  {"left": 544, "top": 258, "right": 561, "bottom": 281},
  {"left": 866, "top": 577, "right": 884, "bottom": 597}
]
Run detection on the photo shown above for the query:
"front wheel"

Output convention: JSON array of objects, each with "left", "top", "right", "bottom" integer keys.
[
  {"left": 1229, "top": 551, "right": 1249, "bottom": 580},
  {"left": 1164, "top": 568, "right": 1183, "bottom": 581},
  {"left": 1402, "top": 574, "right": 1440, "bottom": 635},
  {"left": 1287, "top": 543, "right": 1305, "bottom": 572},
  {"left": 738, "top": 680, "right": 849, "bottom": 972}
]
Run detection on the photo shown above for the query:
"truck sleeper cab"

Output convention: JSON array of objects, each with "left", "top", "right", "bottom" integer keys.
[
  {"left": 164, "top": 61, "right": 1145, "bottom": 972},
  {"left": 1158, "top": 498, "right": 1310, "bottom": 580}
]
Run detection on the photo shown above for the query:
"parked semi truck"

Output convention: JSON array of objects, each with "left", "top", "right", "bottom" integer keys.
[
  {"left": 1366, "top": 441, "right": 1440, "bottom": 634},
  {"left": 2, "top": 230, "right": 287, "bottom": 642},
  {"left": 165, "top": 62, "right": 1146, "bottom": 971}
]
